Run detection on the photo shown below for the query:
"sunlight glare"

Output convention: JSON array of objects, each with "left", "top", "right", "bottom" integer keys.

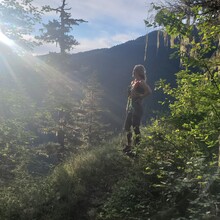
[
  {"left": 0, "top": 30, "right": 27, "bottom": 56},
  {"left": 0, "top": 30, "right": 14, "bottom": 46}
]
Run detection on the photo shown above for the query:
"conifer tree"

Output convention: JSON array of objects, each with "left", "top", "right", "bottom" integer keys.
[
  {"left": 38, "top": 0, "right": 87, "bottom": 54},
  {"left": 78, "top": 74, "right": 109, "bottom": 147}
]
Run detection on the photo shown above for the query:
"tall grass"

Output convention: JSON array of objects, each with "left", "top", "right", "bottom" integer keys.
[{"left": 0, "top": 139, "right": 133, "bottom": 220}]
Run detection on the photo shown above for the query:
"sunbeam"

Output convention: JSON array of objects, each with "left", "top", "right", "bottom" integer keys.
[{"left": 0, "top": 29, "right": 82, "bottom": 107}]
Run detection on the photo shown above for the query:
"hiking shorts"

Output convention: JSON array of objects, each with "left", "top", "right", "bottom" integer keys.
[{"left": 124, "top": 107, "right": 143, "bottom": 132}]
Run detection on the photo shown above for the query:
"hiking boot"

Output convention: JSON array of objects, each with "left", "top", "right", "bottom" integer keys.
[{"left": 123, "top": 145, "right": 132, "bottom": 153}]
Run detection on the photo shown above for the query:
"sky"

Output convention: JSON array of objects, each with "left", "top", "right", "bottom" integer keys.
[{"left": 33, "top": 0, "right": 160, "bottom": 55}]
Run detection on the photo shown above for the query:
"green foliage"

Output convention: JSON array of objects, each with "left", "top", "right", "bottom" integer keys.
[
  {"left": 152, "top": 2, "right": 220, "bottom": 156},
  {"left": 0, "top": 141, "right": 132, "bottom": 220},
  {"left": 98, "top": 121, "right": 220, "bottom": 220},
  {"left": 99, "top": 174, "right": 154, "bottom": 220},
  {"left": 140, "top": 1, "right": 220, "bottom": 219},
  {"left": 0, "top": 173, "right": 55, "bottom": 220},
  {"left": 79, "top": 74, "right": 111, "bottom": 147},
  {"left": 0, "top": 123, "right": 220, "bottom": 220},
  {"left": 1, "top": 1, "right": 220, "bottom": 220}
]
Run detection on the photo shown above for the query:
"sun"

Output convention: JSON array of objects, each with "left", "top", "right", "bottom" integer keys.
[
  {"left": 0, "top": 30, "right": 14, "bottom": 46},
  {"left": 0, "top": 29, "right": 27, "bottom": 56}
]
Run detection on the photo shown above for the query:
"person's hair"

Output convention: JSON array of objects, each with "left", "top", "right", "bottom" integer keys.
[{"left": 132, "top": 64, "right": 146, "bottom": 81}]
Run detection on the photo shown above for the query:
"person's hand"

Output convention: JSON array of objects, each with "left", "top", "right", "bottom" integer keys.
[{"left": 131, "top": 90, "right": 141, "bottom": 98}]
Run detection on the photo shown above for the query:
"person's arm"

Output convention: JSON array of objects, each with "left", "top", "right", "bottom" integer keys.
[{"left": 140, "top": 81, "right": 152, "bottom": 98}]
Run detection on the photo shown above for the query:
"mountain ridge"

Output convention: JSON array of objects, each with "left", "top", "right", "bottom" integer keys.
[{"left": 41, "top": 31, "right": 180, "bottom": 128}]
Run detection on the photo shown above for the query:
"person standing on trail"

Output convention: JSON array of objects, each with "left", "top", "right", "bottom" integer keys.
[{"left": 123, "top": 64, "right": 152, "bottom": 153}]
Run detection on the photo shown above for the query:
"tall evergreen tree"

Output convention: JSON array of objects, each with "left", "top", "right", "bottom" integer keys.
[
  {"left": 38, "top": 0, "right": 87, "bottom": 54},
  {"left": 78, "top": 74, "right": 110, "bottom": 147}
]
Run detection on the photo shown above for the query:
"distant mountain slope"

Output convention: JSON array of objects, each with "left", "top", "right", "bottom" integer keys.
[{"left": 41, "top": 31, "right": 180, "bottom": 128}]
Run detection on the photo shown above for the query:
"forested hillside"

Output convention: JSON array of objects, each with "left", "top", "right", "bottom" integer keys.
[
  {"left": 40, "top": 31, "right": 180, "bottom": 128},
  {"left": 0, "top": 0, "right": 220, "bottom": 220}
]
